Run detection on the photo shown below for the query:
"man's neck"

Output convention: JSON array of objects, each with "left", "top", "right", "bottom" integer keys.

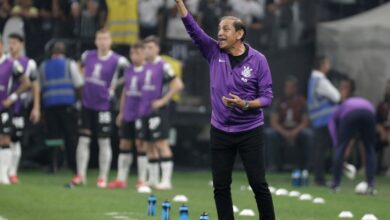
[
  {"left": 227, "top": 42, "right": 246, "bottom": 56},
  {"left": 147, "top": 56, "right": 157, "bottom": 63},
  {"left": 98, "top": 49, "right": 110, "bottom": 57},
  {"left": 11, "top": 52, "right": 21, "bottom": 59},
  {"left": 134, "top": 61, "right": 144, "bottom": 67}
]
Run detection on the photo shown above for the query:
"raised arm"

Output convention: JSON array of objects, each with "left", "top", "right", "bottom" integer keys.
[
  {"left": 175, "top": 0, "right": 218, "bottom": 61},
  {"left": 175, "top": 0, "right": 188, "bottom": 17}
]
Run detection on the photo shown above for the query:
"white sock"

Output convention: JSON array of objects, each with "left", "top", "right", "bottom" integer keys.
[
  {"left": 76, "top": 136, "right": 90, "bottom": 179},
  {"left": 137, "top": 154, "right": 148, "bottom": 182},
  {"left": 0, "top": 148, "right": 12, "bottom": 184},
  {"left": 160, "top": 158, "right": 173, "bottom": 186},
  {"left": 147, "top": 159, "right": 159, "bottom": 186},
  {"left": 98, "top": 138, "right": 112, "bottom": 181},
  {"left": 117, "top": 152, "right": 132, "bottom": 182},
  {"left": 9, "top": 141, "right": 22, "bottom": 177}
]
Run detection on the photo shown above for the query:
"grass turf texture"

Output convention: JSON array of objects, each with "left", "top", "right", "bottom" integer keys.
[{"left": 0, "top": 170, "right": 389, "bottom": 220}]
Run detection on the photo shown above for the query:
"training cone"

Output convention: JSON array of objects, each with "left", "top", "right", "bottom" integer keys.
[
  {"left": 275, "top": 188, "right": 288, "bottom": 196},
  {"left": 233, "top": 205, "right": 239, "bottom": 213},
  {"left": 173, "top": 195, "right": 188, "bottom": 202},
  {"left": 138, "top": 185, "right": 152, "bottom": 193},
  {"left": 361, "top": 214, "right": 378, "bottom": 220},
  {"left": 338, "top": 211, "right": 354, "bottom": 218},
  {"left": 239, "top": 209, "right": 255, "bottom": 216},
  {"left": 299, "top": 194, "right": 313, "bottom": 201},
  {"left": 313, "top": 197, "right": 325, "bottom": 204},
  {"left": 288, "top": 191, "right": 301, "bottom": 197}
]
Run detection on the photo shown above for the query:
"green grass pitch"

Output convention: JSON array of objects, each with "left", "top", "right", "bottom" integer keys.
[{"left": 0, "top": 170, "right": 389, "bottom": 220}]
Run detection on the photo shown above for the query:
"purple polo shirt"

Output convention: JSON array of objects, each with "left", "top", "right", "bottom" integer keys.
[
  {"left": 182, "top": 13, "right": 273, "bottom": 132},
  {"left": 328, "top": 97, "right": 375, "bottom": 147}
]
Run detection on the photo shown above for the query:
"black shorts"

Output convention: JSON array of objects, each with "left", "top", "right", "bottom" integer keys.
[
  {"left": 119, "top": 121, "right": 136, "bottom": 140},
  {"left": 137, "top": 108, "right": 170, "bottom": 141},
  {"left": 78, "top": 107, "right": 112, "bottom": 137},
  {"left": 0, "top": 110, "right": 13, "bottom": 135},
  {"left": 11, "top": 113, "right": 25, "bottom": 141}
]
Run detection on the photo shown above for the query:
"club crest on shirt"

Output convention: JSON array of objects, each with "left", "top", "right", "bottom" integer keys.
[{"left": 241, "top": 66, "right": 252, "bottom": 82}]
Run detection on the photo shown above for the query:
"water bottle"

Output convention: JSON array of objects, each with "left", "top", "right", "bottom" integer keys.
[
  {"left": 291, "top": 169, "right": 302, "bottom": 187},
  {"left": 147, "top": 195, "right": 157, "bottom": 216},
  {"left": 301, "top": 169, "right": 309, "bottom": 186},
  {"left": 200, "top": 212, "right": 209, "bottom": 220},
  {"left": 161, "top": 200, "right": 171, "bottom": 220},
  {"left": 179, "top": 204, "right": 189, "bottom": 220}
]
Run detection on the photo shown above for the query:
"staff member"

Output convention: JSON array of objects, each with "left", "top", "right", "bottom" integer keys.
[
  {"left": 175, "top": 0, "right": 275, "bottom": 219},
  {"left": 307, "top": 56, "right": 340, "bottom": 186},
  {"left": 39, "top": 42, "right": 84, "bottom": 174}
]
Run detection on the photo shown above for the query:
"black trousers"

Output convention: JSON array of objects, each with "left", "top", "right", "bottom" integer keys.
[
  {"left": 44, "top": 105, "right": 78, "bottom": 173},
  {"left": 313, "top": 126, "right": 332, "bottom": 184},
  {"left": 210, "top": 126, "right": 275, "bottom": 220}
]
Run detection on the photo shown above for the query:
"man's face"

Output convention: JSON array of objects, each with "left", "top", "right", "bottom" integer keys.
[
  {"left": 284, "top": 81, "right": 297, "bottom": 98},
  {"left": 8, "top": 38, "right": 23, "bottom": 55},
  {"left": 322, "top": 59, "right": 331, "bottom": 74},
  {"left": 217, "top": 19, "right": 243, "bottom": 50},
  {"left": 144, "top": 42, "right": 159, "bottom": 61},
  {"left": 339, "top": 80, "right": 352, "bottom": 100},
  {"left": 95, "top": 32, "right": 112, "bottom": 51},
  {"left": 130, "top": 47, "right": 145, "bottom": 66}
]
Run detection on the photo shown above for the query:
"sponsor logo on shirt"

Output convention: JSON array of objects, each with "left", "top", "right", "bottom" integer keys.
[
  {"left": 218, "top": 58, "right": 226, "bottom": 63},
  {"left": 241, "top": 66, "right": 252, "bottom": 82}
]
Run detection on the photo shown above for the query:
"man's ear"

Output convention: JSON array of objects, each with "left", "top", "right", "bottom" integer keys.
[{"left": 236, "top": 29, "right": 244, "bottom": 41}]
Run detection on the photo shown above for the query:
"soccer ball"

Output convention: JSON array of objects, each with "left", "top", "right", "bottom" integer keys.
[{"left": 354, "top": 181, "right": 368, "bottom": 194}]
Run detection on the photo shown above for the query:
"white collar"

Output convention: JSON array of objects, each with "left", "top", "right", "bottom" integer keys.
[
  {"left": 98, "top": 50, "right": 113, "bottom": 61},
  {"left": 134, "top": 65, "right": 144, "bottom": 72},
  {"left": 0, "top": 54, "right": 6, "bottom": 64},
  {"left": 312, "top": 70, "right": 326, "bottom": 78}
]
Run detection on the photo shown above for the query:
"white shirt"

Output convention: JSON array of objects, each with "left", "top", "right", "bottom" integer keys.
[
  {"left": 166, "top": 0, "right": 200, "bottom": 40},
  {"left": 229, "top": 0, "right": 265, "bottom": 24},
  {"left": 311, "top": 70, "right": 341, "bottom": 103},
  {"left": 138, "top": 0, "right": 164, "bottom": 27},
  {"left": 68, "top": 60, "right": 84, "bottom": 88}
]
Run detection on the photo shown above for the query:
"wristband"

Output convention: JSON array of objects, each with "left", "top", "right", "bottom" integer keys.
[
  {"left": 9, "top": 93, "right": 18, "bottom": 102},
  {"left": 242, "top": 100, "right": 250, "bottom": 111}
]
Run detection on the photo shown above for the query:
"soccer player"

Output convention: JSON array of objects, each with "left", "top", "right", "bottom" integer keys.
[
  {"left": 0, "top": 38, "right": 31, "bottom": 185},
  {"left": 141, "top": 36, "right": 184, "bottom": 190},
  {"left": 176, "top": 0, "right": 275, "bottom": 219},
  {"left": 7, "top": 33, "right": 40, "bottom": 184},
  {"left": 107, "top": 41, "right": 149, "bottom": 189},
  {"left": 69, "top": 29, "right": 129, "bottom": 188},
  {"left": 329, "top": 78, "right": 376, "bottom": 194}
]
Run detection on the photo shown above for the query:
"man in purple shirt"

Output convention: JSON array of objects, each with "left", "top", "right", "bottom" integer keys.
[
  {"left": 70, "top": 29, "right": 129, "bottom": 188},
  {"left": 328, "top": 78, "right": 376, "bottom": 194},
  {"left": 140, "top": 36, "right": 184, "bottom": 190},
  {"left": 107, "top": 41, "right": 150, "bottom": 189},
  {"left": 176, "top": 0, "right": 275, "bottom": 219},
  {"left": 7, "top": 33, "right": 40, "bottom": 184},
  {"left": 0, "top": 38, "right": 30, "bottom": 185}
]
